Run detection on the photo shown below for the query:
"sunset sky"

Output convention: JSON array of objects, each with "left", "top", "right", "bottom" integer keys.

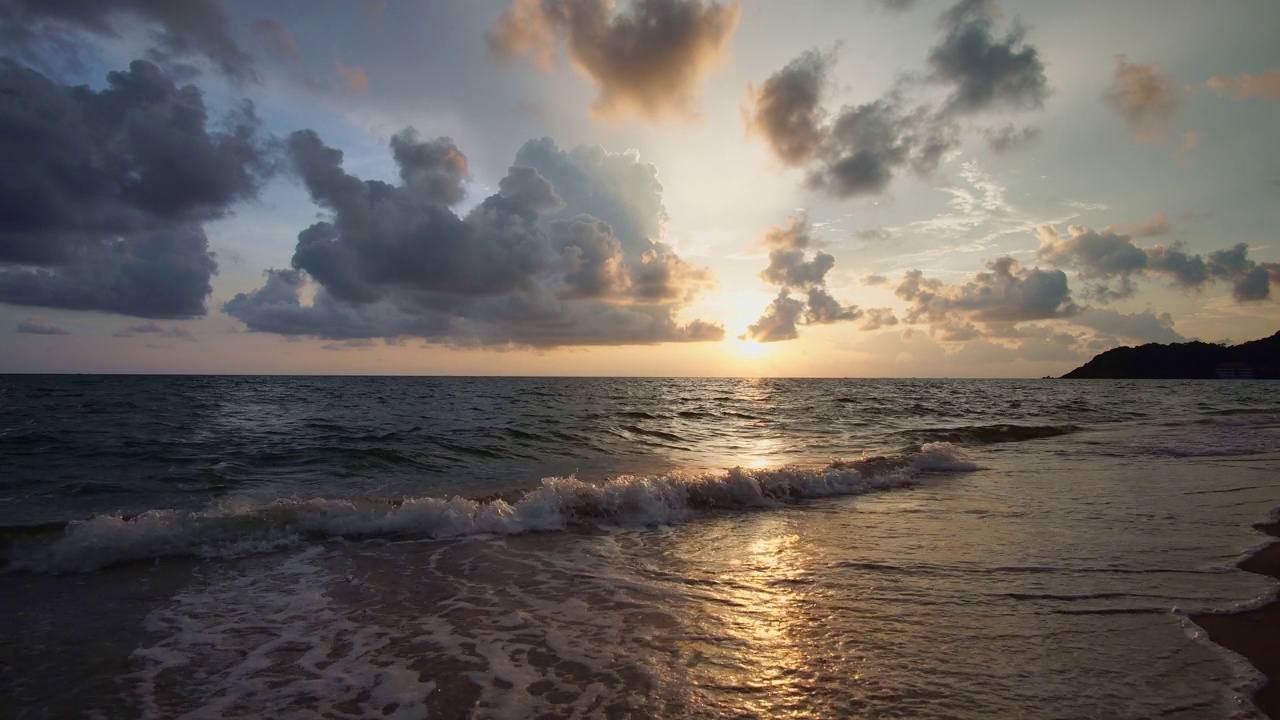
[{"left": 2, "top": 0, "right": 1278, "bottom": 376}]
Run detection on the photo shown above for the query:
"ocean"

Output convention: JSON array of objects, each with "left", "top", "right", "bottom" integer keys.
[{"left": 2, "top": 376, "right": 1280, "bottom": 719}]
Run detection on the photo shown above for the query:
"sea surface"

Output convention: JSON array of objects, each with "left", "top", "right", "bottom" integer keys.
[{"left": 2, "top": 376, "right": 1280, "bottom": 718}]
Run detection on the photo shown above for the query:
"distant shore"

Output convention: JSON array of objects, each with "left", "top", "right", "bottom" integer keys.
[{"left": 1192, "top": 520, "right": 1280, "bottom": 719}]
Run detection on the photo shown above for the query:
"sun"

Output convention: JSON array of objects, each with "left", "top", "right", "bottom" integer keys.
[{"left": 731, "top": 337, "right": 766, "bottom": 358}]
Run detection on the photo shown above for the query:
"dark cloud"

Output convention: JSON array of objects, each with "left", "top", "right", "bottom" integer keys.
[
  {"left": 1104, "top": 56, "right": 1182, "bottom": 143},
  {"left": 745, "top": 47, "right": 833, "bottom": 165},
  {"left": 741, "top": 291, "right": 803, "bottom": 343},
  {"left": 928, "top": 0, "right": 1048, "bottom": 114},
  {"left": 761, "top": 250, "right": 835, "bottom": 288},
  {"left": 805, "top": 100, "right": 958, "bottom": 199},
  {"left": 226, "top": 131, "right": 722, "bottom": 347},
  {"left": 895, "top": 258, "right": 1079, "bottom": 339},
  {"left": 1038, "top": 224, "right": 1280, "bottom": 302},
  {"left": 744, "top": 1, "right": 1045, "bottom": 199},
  {"left": 982, "top": 124, "right": 1039, "bottom": 153},
  {"left": 804, "top": 286, "right": 862, "bottom": 324},
  {"left": 488, "top": 0, "right": 741, "bottom": 122},
  {"left": 0, "top": 0, "right": 255, "bottom": 81},
  {"left": 16, "top": 316, "right": 68, "bottom": 335},
  {"left": 0, "top": 59, "right": 274, "bottom": 318},
  {"left": 742, "top": 216, "right": 863, "bottom": 342},
  {"left": 250, "top": 16, "right": 300, "bottom": 62}
]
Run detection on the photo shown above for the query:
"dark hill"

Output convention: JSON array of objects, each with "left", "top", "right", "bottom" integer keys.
[{"left": 1060, "top": 331, "right": 1280, "bottom": 379}]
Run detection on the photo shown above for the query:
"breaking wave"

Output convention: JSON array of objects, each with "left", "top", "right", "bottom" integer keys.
[{"left": 4, "top": 443, "right": 975, "bottom": 574}]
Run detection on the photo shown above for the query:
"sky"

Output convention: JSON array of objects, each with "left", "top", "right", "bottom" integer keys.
[{"left": 1, "top": 0, "right": 1278, "bottom": 377}]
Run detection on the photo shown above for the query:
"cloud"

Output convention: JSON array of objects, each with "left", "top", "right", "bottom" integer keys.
[
  {"left": 1073, "top": 308, "right": 1183, "bottom": 344},
  {"left": 251, "top": 17, "right": 301, "bottom": 62},
  {"left": 334, "top": 59, "right": 369, "bottom": 96},
  {"left": 743, "top": 1, "right": 1046, "bottom": 199},
  {"left": 860, "top": 307, "right": 899, "bottom": 331},
  {"left": 804, "top": 286, "right": 863, "bottom": 324},
  {"left": 895, "top": 258, "right": 1079, "bottom": 338},
  {"left": 744, "top": 47, "right": 833, "bottom": 165},
  {"left": 861, "top": 274, "right": 889, "bottom": 286},
  {"left": 982, "top": 124, "right": 1039, "bottom": 153},
  {"left": 855, "top": 227, "right": 893, "bottom": 243},
  {"left": 1104, "top": 56, "right": 1182, "bottom": 143},
  {"left": 927, "top": 0, "right": 1048, "bottom": 114},
  {"left": 805, "top": 100, "right": 958, "bottom": 199},
  {"left": 871, "top": 0, "right": 918, "bottom": 11},
  {"left": 488, "top": 0, "right": 741, "bottom": 123},
  {"left": 741, "top": 216, "right": 863, "bottom": 342},
  {"left": 741, "top": 290, "right": 804, "bottom": 342},
  {"left": 0, "top": 59, "right": 275, "bottom": 318},
  {"left": 16, "top": 316, "right": 68, "bottom": 335},
  {"left": 112, "top": 320, "right": 196, "bottom": 340},
  {"left": 1121, "top": 214, "right": 1170, "bottom": 238},
  {"left": 1037, "top": 223, "right": 1280, "bottom": 302},
  {"left": 225, "top": 132, "right": 722, "bottom": 347},
  {"left": 0, "top": 0, "right": 255, "bottom": 81},
  {"left": 1207, "top": 66, "right": 1280, "bottom": 100}
]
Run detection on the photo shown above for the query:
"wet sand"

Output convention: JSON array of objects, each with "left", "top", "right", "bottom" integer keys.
[{"left": 1193, "top": 521, "right": 1280, "bottom": 719}]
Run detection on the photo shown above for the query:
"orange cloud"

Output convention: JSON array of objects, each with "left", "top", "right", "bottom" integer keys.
[
  {"left": 1104, "top": 56, "right": 1183, "bottom": 144},
  {"left": 488, "top": 0, "right": 741, "bottom": 123},
  {"left": 1207, "top": 66, "right": 1280, "bottom": 100},
  {"left": 334, "top": 59, "right": 369, "bottom": 96}
]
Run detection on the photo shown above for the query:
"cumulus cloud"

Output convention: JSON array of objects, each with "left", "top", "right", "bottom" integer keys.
[
  {"left": 16, "top": 316, "right": 68, "bottom": 335},
  {"left": 895, "top": 258, "right": 1079, "bottom": 339},
  {"left": 744, "top": 47, "right": 833, "bottom": 165},
  {"left": 741, "top": 216, "right": 863, "bottom": 342},
  {"left": 0, "top": 59, "right": 275, "bottom": 318},
  {"left": 1104, "top": 56, "right": 1182, "bottom": 143},
  {"left": 225, "top": 132, "right": 721, "bottom": 347},
  {"left": 0, "top": 0, "right": 255, "bottom": 81},
  {"left": 488, "top": 0, "right": 741, "bottom": 122},
  {"left": 805, "top": 100, "right": 958, "bottom": 199},
  {"left": 927, "top": 0, "right": 1048, "bottom": 114},
  {"left": 742, "top": 291, "right": 804, "bottom": 342},
  {"left": 1037, "top": 223, "right": 1280, "bottom": 302},
  {"left": 860, "top": 307, "right": 899, "bottom": 331},
  {"left": 744, "top": 1, "right": 1046, "bottom": 199},
  {"left": 1207, "top": 66, "right": 1280, "bottom": 100}
]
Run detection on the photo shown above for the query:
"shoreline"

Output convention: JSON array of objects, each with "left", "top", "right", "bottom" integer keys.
[{"left": 1191, "top": 520, "right": 1280, "bottom": 719}]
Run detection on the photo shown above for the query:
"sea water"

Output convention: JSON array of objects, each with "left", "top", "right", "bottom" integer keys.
[{"left": 2, "top": 377, "right": 1279, "bottom": 718}]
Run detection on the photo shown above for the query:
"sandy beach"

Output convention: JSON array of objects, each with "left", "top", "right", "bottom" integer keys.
[{"left": 1193, "top": 521, "right": 1280, "bottom": 719}]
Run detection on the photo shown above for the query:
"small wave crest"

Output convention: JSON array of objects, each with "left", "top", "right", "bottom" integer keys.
[
  {"left": 4, "top": 443, "right": 976, "bottom": 574},
  {"left": 904, "top": 424, "right": 1080, "bottom": 446}
]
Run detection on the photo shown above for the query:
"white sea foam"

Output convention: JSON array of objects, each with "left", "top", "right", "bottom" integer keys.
[
  {"left": 7, "top": 443, "right": 976, "bottom": 574},
  {"left": 130, "top": 547, "right": 437, "bottom": 719}
]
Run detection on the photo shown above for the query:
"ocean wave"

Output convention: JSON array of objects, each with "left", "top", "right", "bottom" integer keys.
[
  {"left": 902, "top": 424, "right": 1080, "bottom": 446},
  {"left": 3, "top": 442, "right": 976, "bottom": 574}
]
